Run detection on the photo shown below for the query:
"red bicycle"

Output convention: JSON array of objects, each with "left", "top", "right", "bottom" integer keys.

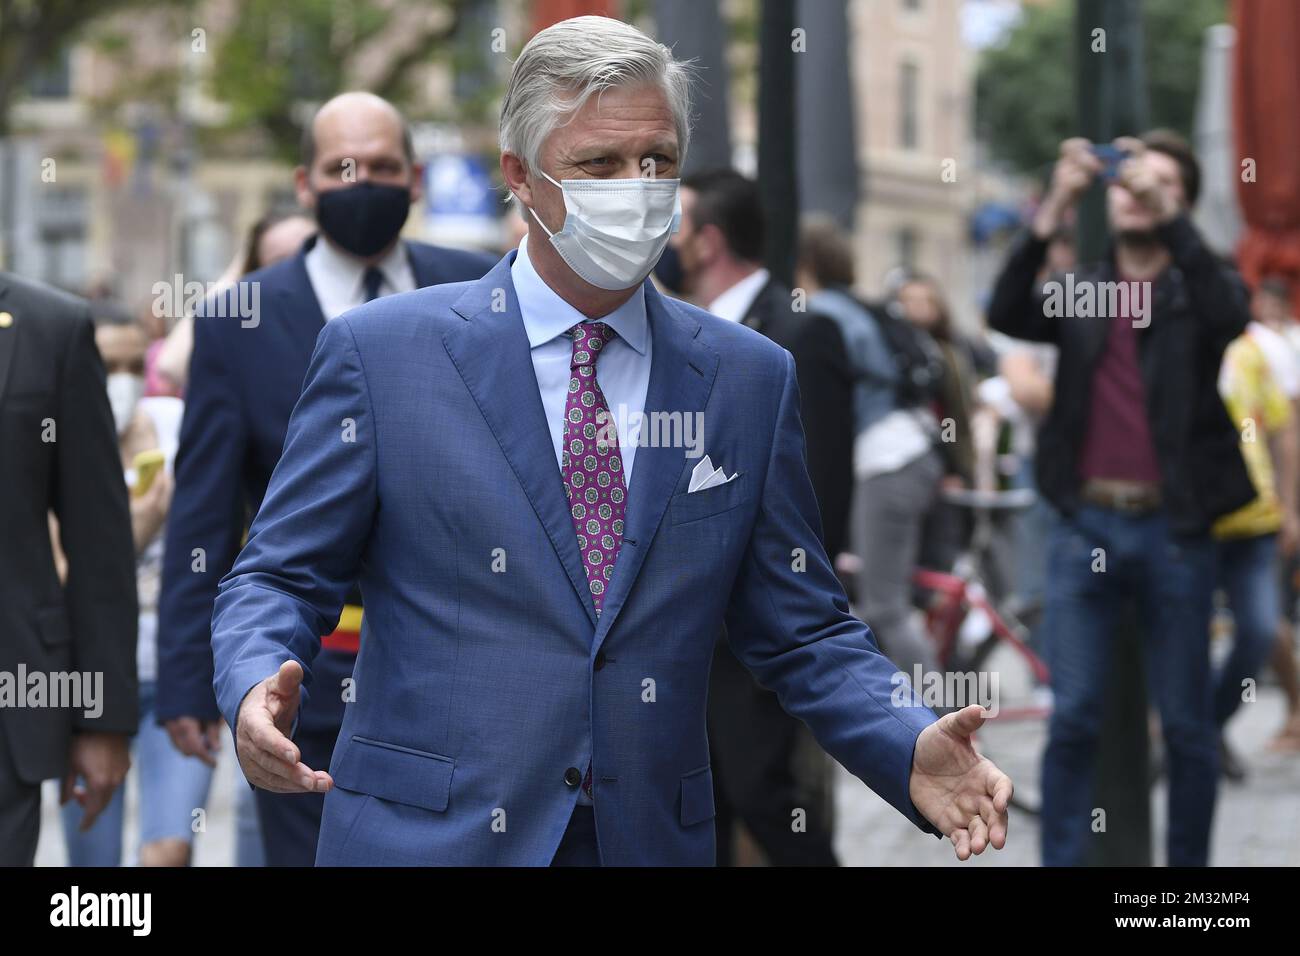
[
  {"left": 912, "top": 486, "right": 1051, "bottom": 813},
  {"left": 913, "top": 488, "right": 1049, "bottom": 712},
  {"left": 840, "top": 486, "right": 1051, "bottom": 812}
]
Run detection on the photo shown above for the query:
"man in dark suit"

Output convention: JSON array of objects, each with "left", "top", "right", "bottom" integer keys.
[
  {"left": 671, "top": 169, "right": 853, "bottom": 865},
  {"left": 0, "top": 272, "right": 138, "bottom": 866},
  {"left": 740, "top": 280, "right": 854, "bottom": 553},
  {"left": 157, "top": 91, "right": 494, "bottom": 866},
  {"left": 675, "top": 170, "right": 854, "bottom": 555}
]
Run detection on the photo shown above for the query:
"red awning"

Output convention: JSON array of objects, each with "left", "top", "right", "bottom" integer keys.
[
  {"left": 1234, "top": 0, "right": 1300, "bottom": 311},
  {"left": 532, "top": 0, "right": 618, "bottom": 34}
]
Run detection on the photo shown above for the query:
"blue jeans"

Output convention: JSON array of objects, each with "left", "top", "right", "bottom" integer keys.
[
  {"left": 1012, "top": 461, "right": 1056, "bottom": 610},
  {"left": 1040, "top": 505, "right": 1218, "bottom": 867},
  {"left": 61, "top": 681, "right": 214, "bottom": 866},
  {"left": 1214, "top": 533, "right": 1280, "bottom": 726}
]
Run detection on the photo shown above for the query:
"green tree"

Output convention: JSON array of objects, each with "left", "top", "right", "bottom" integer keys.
[
  {"left": 209, "top": 0, "right": 472, "bottom": 162},
  {"left": 0, "top": 0, "right": 188, "bottom": 134},
  {"left": 976, "top": 0, "right": 1227, "bottom": 175}
]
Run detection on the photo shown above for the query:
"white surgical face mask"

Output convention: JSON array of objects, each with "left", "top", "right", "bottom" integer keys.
[
  {"left": 107, "top": 372, "right": 145, "bottom": 435},
  {"left": 528, "top": 169, "right": 681, "bottom": 291}
]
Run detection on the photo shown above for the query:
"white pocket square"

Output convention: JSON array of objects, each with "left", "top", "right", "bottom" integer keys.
[{"left": 688, "top": 455, "right": 738, "bottom": 493}]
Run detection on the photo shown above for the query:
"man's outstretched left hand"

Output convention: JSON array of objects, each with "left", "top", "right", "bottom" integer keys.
[{"left": 909, "top": 705, "right": 1013, "bottom": 860}]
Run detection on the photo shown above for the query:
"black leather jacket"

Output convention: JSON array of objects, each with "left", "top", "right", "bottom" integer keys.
[{"left": 987, "top": 215, "right": 1254, "bottom": 536}]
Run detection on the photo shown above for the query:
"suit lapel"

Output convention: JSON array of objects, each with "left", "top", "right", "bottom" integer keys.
[
  {"left": 277, "top": 246, "right": 328, "bottom": 341},
  {"left": 0, "top": 283, "right": 14, "bottom": 404},
  {"left": 741, "top": 278, "right": 774, "bottom": 331},
  {"left": 591, "top": 284, "right": 718, "bottom": 653},
  {"left": 443, "top": 255, "right": 599, "bottom": 627}
]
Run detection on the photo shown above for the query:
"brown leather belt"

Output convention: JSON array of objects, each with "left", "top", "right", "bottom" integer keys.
[{"left": 1080, "top": 478, "right": 1163, "bottom": 515}]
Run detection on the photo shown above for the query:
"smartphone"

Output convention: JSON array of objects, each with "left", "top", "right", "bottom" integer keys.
[
  {"left": 132, "top": 449, "right": 166, "bottom": 498},
  {"left": 1090, "top": 144, "right": 1129, "bottom": 182}
]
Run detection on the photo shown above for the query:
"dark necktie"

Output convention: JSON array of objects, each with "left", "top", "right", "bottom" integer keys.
[{"left": 362, "top": 266, "right": 385, "bottom": 303}]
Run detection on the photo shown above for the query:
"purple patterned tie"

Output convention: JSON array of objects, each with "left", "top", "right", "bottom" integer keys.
[
  {"left": 562, "top": 321, "right": 627, "bottom": 618},
  {"left": 564, "top": 322, "right": 626, "bottom": 800}
]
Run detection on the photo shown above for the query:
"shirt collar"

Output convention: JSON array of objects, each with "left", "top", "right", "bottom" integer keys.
[
  {"left": 511, "top": 235, "right": 648, "bottom": 355},
  {"left": 707, "top": 268, "right": 770, "bottom": 324},
  {"left": 311, "top": 235, "right": 409, "bottom": 299}
]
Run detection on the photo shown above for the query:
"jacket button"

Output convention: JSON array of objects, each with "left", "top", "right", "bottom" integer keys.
[
  {"left": 594, "top": 650, "right": 607, "bottom": 671},
  {"left": 564, "top": 767, "right": 582, "bottom": 787}
]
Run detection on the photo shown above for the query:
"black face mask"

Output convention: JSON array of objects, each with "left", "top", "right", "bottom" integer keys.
[
  {"left": 315, "top": 182, "right": 412, "bottom": 258},
  {"left": 653, "top": 242, "right": 686, "bottom": 295}
]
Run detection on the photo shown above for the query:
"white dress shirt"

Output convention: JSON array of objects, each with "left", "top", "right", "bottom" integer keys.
[
  {"left": 305, "top": 236, "right": 417, "bottom": 321},
  {"left": 706, "top": 267, "right": 770, "bottom": 324},
  {"left": 512, "top": 235, "right": 653, "bottom": 488}
]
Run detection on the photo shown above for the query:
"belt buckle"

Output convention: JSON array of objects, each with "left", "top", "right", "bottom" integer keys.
[{"left": 1118, "top": 487, "right": 1154, "bottom": 514}]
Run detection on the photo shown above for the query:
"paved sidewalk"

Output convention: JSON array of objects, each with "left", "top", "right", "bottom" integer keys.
[{"left": 833, "top": 672, "right": 1300, "bottom": 866}]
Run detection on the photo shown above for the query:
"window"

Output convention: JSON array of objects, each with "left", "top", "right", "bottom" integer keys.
[
  {"left": 37, "top": 188, "right": 88, "bottom": 290},
  {"left": 895, "top": 226, "right": 918, "bottom": 271},
  {"left": 26, "top": 49, "right": 72, "bottom": 99},
  {"left": 899, "top": 60, "right": 920, "bottom": 150}
]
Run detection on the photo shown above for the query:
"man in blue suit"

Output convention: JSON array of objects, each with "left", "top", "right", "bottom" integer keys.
[
  {"left": 158, "top": 91, "right": 494, "bottom": 865},
  {"left": 212, "top": 18, "right": 1012, "bottom": 866}
]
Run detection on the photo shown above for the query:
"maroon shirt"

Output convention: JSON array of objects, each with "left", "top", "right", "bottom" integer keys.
[{"left": 1078, "top": 282, "right": 1162, "bottom": 482}]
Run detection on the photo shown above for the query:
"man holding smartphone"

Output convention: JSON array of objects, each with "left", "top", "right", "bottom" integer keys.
[{"left": 987, "top": 131, "right": 1254, "bottom": 866}]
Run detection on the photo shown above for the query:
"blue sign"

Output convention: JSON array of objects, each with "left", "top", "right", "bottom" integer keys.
[{"left": 424, "top": 153, "right": 495, "bottom": 218}]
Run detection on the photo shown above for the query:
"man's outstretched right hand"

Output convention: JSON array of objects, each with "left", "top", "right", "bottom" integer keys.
[{"left": 235, "top": 660, "right": 333, "bottom": 793}]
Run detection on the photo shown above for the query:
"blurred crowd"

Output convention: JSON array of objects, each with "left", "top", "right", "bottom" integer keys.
[{"left": 4, "top": 87, "right": 1299, "bottom": 868}]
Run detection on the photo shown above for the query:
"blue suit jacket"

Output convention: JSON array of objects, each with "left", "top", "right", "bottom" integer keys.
[
  {"left": 211, "top": 252, "right": 940, "bottom": 866},
  {"left": 157, "top": 238, "right": 495, "bottom": 723}
]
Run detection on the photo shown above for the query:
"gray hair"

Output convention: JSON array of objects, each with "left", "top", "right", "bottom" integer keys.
[{"left": 499, "top": 16, "right": 694, "bottom": 175}]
